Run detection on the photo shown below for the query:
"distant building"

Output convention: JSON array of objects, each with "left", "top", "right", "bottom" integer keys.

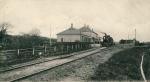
[
  {"left": 57, "top": 24, "right": 99, "bottom": 43},
  {"left": 119, "top": 39, "right": 135, "bottom": 44}
]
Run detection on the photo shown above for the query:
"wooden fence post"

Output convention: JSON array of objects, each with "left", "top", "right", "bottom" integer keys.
[
  {"left": 49, "top": 47, "right": 51, "bottom": 55},
  {"left": 54, "top": 46, "right": 57, "bottom": 52},
  {"left": 44, "top": 46, "right": 47, "bottom": 54},
  {"left": 33, "top": 48, "right": 35, "bottom": 55},
  {"left": 72, "top": 44, "right": 74, "bottom": 51},
  {"left": 61, "top": 45, "right": 63, "bottom": 54},
  {"left": 76, "top": 44, "right": 78, "bottom": 51},
  {"left": 67, "top": 44, "right": 69, "bottom": 53},
  {"left": 17, "top": 49, "right": 20, "bottom": 56}
]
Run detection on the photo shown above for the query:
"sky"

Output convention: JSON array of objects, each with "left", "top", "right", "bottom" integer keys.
[{"left": 0, "top": 0, "right": 150, "bottom": 42}]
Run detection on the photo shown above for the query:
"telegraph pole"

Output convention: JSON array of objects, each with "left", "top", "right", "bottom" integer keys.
[
  {"left": 50, "top": 26, "right": 52, "bottom": 46},
  {"left": 128, "top": 35, "right": 129, "bottom": 40},
  {"left": 135, "top": 29, "right": 136, "bottom": 41},
  {"left": 134, "top": 28, "right": 137, "bottom": 45}
]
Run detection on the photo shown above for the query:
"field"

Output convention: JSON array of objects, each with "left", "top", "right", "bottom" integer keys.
[{"left": 91, "top": 46, "right": 150, "bottom": 81}]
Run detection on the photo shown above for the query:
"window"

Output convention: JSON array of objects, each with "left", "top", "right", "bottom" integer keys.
[
  {"left": 82, "top": 36, "right": 84, "bottom": 42},
  {"left": 61, "top": 38, "right": 63, "bottom": 42}
]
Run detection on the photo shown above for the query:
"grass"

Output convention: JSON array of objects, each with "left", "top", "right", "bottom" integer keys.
[{"left": 91, "top": 47, "right": 150, "bottom": 81}]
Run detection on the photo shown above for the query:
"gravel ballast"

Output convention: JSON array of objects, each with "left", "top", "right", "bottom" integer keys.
[{"left": 20, "top": 47, "right": 127, "bottom": 82}]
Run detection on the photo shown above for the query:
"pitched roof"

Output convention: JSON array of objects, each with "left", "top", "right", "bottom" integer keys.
[
  {"left": 57, "top": 27, "right": 81, "bottom": 35},
  {"left": 79, "top": 26, "right": 98, "bottom": 35},
  {"left": 57, "top": 24, "right": 98, "bottom": 35},
  {"left": 79, "top": 26, "right": 92, "bottom": 32}
]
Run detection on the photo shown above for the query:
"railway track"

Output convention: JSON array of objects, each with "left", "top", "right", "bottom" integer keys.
[
  {"left": 0, "top": 47, "right": 111, "bottom": 82},
  {"left": 0, "top": 48, "right": 97, "bottom": 73}
]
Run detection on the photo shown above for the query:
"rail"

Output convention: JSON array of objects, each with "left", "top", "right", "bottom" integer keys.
[{"left": 0, "top": 43, "right": 92, "bottom": 66}]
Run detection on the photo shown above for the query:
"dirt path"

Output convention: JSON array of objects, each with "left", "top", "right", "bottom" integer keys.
[
  {"left": 60, "top": 47, "right": 123, "bottom": 82},
  {"left": 20, "top": 46, "right": 128, "bottom": 82}
]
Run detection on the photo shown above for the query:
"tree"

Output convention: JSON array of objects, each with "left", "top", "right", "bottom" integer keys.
[
  {"left": 0, "top": 23, "right": 11, "bottom": 43},
  {"left": 28, "top": 28, "right": 41, "bottom": 36},
  {"left": 28, "top": 28, "right": 41, "bottom": 46}
]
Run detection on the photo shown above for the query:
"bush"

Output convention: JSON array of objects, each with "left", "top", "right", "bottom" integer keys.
[{"left": 1, "top": 35, "right": 56, "bottom": 50}]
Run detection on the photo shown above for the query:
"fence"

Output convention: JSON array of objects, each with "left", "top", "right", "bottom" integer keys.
[{"left": 0, "top": 42, "right": 91, "bottom": 66}]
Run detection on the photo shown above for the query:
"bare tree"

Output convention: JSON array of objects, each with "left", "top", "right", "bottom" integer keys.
[
  {"left": 0, "top": 23, "right": 11, "bottom": 43},
  {"left": 28, "top": 28, "right": 41, "bottom": 46},
  {"left": 29, "top": 28, "right": 41, "bottom": 36}
]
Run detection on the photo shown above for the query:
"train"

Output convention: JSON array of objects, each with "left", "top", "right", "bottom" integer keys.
[{"left": 101, "top": 32, "right": 114, "bottom": 47}]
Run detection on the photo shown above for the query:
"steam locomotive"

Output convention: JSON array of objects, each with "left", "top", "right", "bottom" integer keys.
[{"left": 101, "top": 33, "right": 114, "bottom": 47}]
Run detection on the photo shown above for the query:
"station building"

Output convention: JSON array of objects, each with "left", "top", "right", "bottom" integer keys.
[{"left": 57, "top": 24, "right": 100, "bottom": 44}]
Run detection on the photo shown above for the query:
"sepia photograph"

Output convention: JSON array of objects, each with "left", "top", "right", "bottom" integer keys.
[{"left": 0, "top": 0, "right": 150, "bottom": 82}]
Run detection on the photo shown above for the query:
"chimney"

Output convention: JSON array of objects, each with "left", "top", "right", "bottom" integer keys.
[
  {"left": 71, "top": 23, "right": 73, "bottom": 28},
  {"left": 87, "top": 25, "right": 89, "bottom": 28},
  {"left": 84, "top": 24, "right": 86, "bottom": 27}
]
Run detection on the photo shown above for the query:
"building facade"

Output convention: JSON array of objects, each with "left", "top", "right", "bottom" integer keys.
[{"left": 57, "top": 24, "right": 99, "bottom": 43}]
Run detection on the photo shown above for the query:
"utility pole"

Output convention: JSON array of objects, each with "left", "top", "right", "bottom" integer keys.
[
  {"left": 135, "top": 29, "right": 136, "bottom": 41},
  {"left": 50, "top": 26, "right": 52, "bottom": 46},
  {"left": 134, "top": 28, "right": 137, "bottom": 46},
  {"left": 128, "top": 35, "right": 129, "bottom": 40}
]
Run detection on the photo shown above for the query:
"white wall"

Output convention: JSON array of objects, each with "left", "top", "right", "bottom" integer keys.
[
  {"left": 57, "top": 35, "right": 81, "bottom": 42},
  {"left": 81, "top": 32, "right": 97, "bottom": 38},
  {"left": 57, "top": 31, "right": 98, "bottom": 43}
]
